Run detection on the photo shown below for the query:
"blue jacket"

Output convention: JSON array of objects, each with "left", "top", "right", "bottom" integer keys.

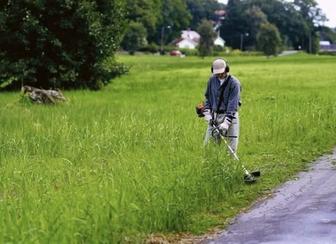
[{"left": 204, "top": 75, "right": 241, "bottom": 118}]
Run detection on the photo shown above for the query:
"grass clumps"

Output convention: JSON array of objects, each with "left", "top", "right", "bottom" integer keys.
[{"left": 0, "top": 54, "right": 335, "bottom": 242}]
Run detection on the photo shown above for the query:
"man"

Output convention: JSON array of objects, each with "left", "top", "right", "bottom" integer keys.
[{"left": 203, "top": 58, "right": 241, "bottom": 152}]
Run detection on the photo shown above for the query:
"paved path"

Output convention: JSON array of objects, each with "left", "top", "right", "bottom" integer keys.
[
  {"left": 205, "top": 149, "right": 336, "bottom": 244},
  {"left": 278, "top": 50, "right": 298, "bottom": 56}
]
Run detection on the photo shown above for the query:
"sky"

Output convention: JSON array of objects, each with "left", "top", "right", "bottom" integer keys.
[
  {"left": 316, "top": 0, "right": 336, "bottom": 27},
  {"left": 218, "top": 0, "right": 336, "bottom": 28}
]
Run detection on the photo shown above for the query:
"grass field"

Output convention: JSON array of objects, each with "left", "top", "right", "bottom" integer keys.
[{"left": 0, "top": 53, "right": 335, "bottom": 243}]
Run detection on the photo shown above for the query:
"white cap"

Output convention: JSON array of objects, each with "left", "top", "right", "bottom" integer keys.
[{"left": 212, "top": 59, "right": 226, "bottom": 74}]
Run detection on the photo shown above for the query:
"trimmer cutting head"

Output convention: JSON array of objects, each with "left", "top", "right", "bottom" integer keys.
[
  {"left": 244, "top": 171, "right": 261, "bottom": 184},
  {"left": 244, "top": 174, "right": 257, "bottom": 184},
  {"left": 250, "top": 170, "right": 261, "bottom": 177}
]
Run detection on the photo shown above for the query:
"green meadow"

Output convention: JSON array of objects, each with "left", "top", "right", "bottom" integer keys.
[{"left": 0, "top": 54, "right": 335, "bottom": 243}]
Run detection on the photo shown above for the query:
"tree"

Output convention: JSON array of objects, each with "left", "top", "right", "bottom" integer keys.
[
  {"left": 155, "top": 0, "right": 191, "bottom": 44},
  {"left": 197, "top": 20, "right": 216, "bottom": 57},
  {"left": 123, "top": 0, "right": 161, "bottom": 43},
  {"left": 318, "top": 26, "right": 336, "bottom": 44},
  {"left": 242, "top": 6, "right": 268, "bottom": 49},
  {"left": 121, "top": 22, "right": 147, "bottom": 54},
  {"left": 241, "top": 0, "right": 306, "bottom": 50},
  {"left": 220, "top": 0, "right": 326, "bottom": 53},
  {"left": 246, "top": 0, "right": 325, "bottom": 53},
  {"left": 256, "top": 22, "right": 282, "bottom": 56},
  {"left": 185, "top": 0, "right": 225, "bottom": 30},
  {"left": 292, "top": 0, "right": 326, "bottom": 53},
  {"left": 293, "top": 0, "right": 326, "bottom": 26},
  {"left": 220, "top": 0, "right": 249, "bottom": 49},
  {"left": 0, "top": 0, "right": 126, "bottom": 90}
]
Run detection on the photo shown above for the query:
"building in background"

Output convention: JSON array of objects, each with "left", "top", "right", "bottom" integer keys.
[
  {"left": 319, "top": 40, "right": 336, "bottom": 52},
  {"left": 213, "top": 9, "right": 226, "bottom": 48},
  {"left": 173, "top": 28, "right": 225, "bottom": 49},
  {"left": 214, "top": 31, "right": 225, "bottom": 47},
  {"left": 173, "top": 29, "right": 200, "bottom": 49},
  {"left": 173, "top": 8, "right": 226, "bottom": 50}
]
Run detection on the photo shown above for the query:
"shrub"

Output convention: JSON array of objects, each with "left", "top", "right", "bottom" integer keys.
[
  {"left": 121, "top": 21, "right": 147, "bottom": 55},
  {"left": 256, "top": 23, "right": 283, "bottom": 56},
  {"left": 139, "top": 43, "right": 159, "bottom": 53},
  {"left": 162, "top": 45, "right": 176, "bottom": 54},
  {"left": 197, "top": 20, "right": 216, "bottom": 57},
  {"left": 0, "top": 0, "right": 126, "bottom": 90},
  {"left": 179, "top": 48, "right": 198, "bottom": 56}
]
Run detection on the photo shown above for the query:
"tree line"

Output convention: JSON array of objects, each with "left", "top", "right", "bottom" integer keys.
[
  {"left": 1, "top": 0, "right": 335, "bottom": 90},
  {"left": 122, "top": 0, "right": 335, "bottom": 56},
  {"left": 121, "top": 0, "right": 224, "bottom": 54},
  {"left": 221, "top": 0, "right": 330, "bottom": 54}
]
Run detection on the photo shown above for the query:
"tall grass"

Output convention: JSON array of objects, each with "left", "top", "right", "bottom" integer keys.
[{"left": 0, "top": 54, "right": 335, "bottom": 242}]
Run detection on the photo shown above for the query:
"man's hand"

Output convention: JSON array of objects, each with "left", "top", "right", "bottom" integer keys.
[
  {"left": 218, "top": 117, "right": 232, "bottom": 134},
  {"left": 203, "top": 109, "right": 212, "bottom": 122}
]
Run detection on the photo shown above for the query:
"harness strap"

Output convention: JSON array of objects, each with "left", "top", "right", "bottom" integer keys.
[{"left": 213, "top": 75, "right": 231, "bottom": 123}]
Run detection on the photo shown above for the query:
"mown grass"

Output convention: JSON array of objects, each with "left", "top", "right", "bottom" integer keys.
[{"left": 0, "top": 53, "right": 335, "bottom": 243}]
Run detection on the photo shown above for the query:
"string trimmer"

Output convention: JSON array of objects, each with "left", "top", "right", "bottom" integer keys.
[{"left": 211, "top": 125, "right": 261, "bottom": 184}]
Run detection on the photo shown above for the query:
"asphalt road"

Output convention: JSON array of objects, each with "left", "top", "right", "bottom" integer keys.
[{"left": 205, "top": 149, "right": 336, "bottom": 244}]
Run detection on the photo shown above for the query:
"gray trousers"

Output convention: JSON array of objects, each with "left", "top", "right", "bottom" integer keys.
[{"left": 204, "top": 113, "right": 239, "bottom": 152}]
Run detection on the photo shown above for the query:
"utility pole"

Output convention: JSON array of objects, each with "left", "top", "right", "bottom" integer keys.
[
  {"left": 160, "top": 26, "right": 171, "bottom": 55},
  {"left": 160, "top": 26, "right": 165, "bottom": 55},
  {"left": 309, "top": 32, "right": 312, "bottom": 53},
  {"left": 240, "top": 33, "right": 243, "bottom": 51},
  {"left": 240, "top": 33, "right": 249, "bottom": 51}
]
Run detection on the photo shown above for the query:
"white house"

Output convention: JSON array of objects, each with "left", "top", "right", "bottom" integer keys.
[
  {"left": 176, "top": 38, "right": 198, "bottom": 49},
  {"left": 181, "top": 30, "right": 200, "bottom": 42},
  {"left": 174, "top": 29, "right": 200, "bottom": 49},
  {"left": 214, "top": 32, "right": 225, "bottom": 47},
  {"left": 319, "top": 40, "right": 336, "bottom": 52},
  {"left": 320, "top": 40, "right": 331, "bottom": 46},
  {"left": 174, "top": 29, "right": 225, "bottom": 49},
  {"left": 173, "top": 30, "right": 225, "bottom": 49}
]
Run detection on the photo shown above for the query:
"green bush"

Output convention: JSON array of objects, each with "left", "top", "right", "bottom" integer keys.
[
  {"left": 102, "top": 59, "right": 130, "bottom": 84},
  {"left": 317, "top": 52, "right": 336, "bottom": 56},
  {"left": 121, "top": 21, "right": 147, "bottom": 55},
  {"left": 162, "top": 45, "right": 177, "bottom": 54},
  {"left": 213, "top": 45, "right": 224, "bottom": 52},
  {"left": 197, "top": 19, "right": 216, "bottom": 57},
  {"left": 0, "top": 0, "right": 126, "bottom": 90},
  {"left": 179, "top": 48, "right": 199, "bottom": 56},
  {"left": 213, "top": 47, "right": 262, "bottom": 57},
  {"left": 256, "top": 22, "right": 283, "bottom": 56},
  {"left": 139, "top": 43, "right": 160, "bottom": 53}
]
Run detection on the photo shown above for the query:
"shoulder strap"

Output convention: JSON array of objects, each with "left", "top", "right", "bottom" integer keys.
[{"left": 216, "top": 75, "right": 231, "bottom": 113}]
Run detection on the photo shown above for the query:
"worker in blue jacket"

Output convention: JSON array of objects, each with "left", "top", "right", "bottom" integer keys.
[{"left": 203, "top": 58, "right": 241, "bottom": 152}]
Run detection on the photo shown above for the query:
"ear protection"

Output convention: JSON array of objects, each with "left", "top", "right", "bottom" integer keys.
[
  {"left": 225, "top": 62, "right": 230, "bottom": 73},
  {"left": 211, "top": 58, "right": 230, "bottom": 74}
]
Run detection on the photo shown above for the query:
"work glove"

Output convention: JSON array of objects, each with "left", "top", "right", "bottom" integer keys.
[
  {"left": 203, "top": 109, "right": 212, "bottom": 122},
  {"left": 218, "top": 117, "right": 232, "bottom": 135}
]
